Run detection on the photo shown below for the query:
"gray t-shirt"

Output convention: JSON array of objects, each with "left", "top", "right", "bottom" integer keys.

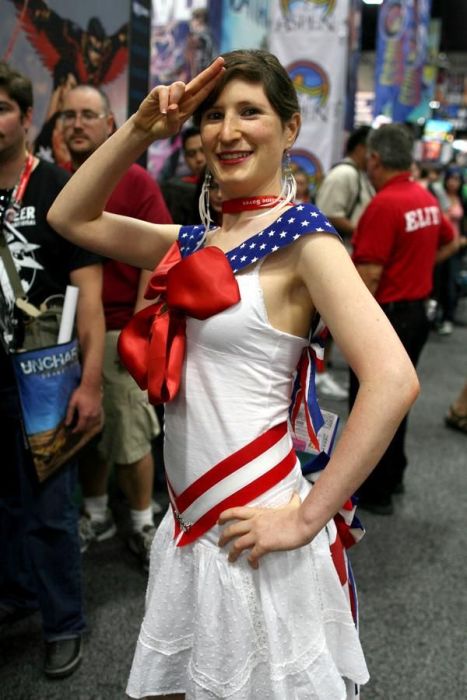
[{"left": 316, "top": 158, "right": 374, "bottom": 227}]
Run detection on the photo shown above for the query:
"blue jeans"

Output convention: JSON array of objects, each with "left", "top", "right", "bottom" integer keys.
[{"left": 0, "top": 384, "right": 85, "bottom": 641}]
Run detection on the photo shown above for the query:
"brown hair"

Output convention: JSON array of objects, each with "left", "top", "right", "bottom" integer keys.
[
  {"left": 0, "top": 61, "right": 33, "bottom": 115},
  {"left": 193, "top": 50, "right": 300, "bottom": 129}
]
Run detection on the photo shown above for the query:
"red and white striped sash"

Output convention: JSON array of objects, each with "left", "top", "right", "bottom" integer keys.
[{"left": 167, "top": 421, "right": 297, "bottom": 546}]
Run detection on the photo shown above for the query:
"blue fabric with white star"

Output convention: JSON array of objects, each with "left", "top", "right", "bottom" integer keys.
[{"left": 178, "top": 203, "right": 339, "bottom": 268}]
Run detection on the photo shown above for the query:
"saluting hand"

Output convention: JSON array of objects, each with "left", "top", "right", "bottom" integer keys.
[{"left": 133, "top": 56, "right": 225, "bottom": 140}]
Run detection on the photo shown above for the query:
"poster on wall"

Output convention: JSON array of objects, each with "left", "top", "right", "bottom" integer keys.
[
  {"left": 212, "top": 0, "right": 269, "bottom": 53},
  {"left": 404, "top": 17, "right": 440, "bottom": 123},
  {"left": 1, "top": 0, "right": 130, "bottom": 166},
  {"left": 269, "top": 0, "right": 350, "bottom": 195},
  {"left": 345, "top": 0, "right": 363, "bottom": 132},
  {"left": 128, "top": 0, "right": 151, "bottom": 128},
  {"left": 373, "top": 0, "right": 432, "bottom": 122},
  {"left": 148, "top": 0, "right": 216, "bottom": 180},
  {"left": 435, "top": 64, "right": 467, "bottom": 130}
]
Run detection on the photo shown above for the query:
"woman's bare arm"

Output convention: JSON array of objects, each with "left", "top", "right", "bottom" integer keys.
[
  {"left": 219, "top": 234, "right": 419, "bottom": 566},
  {"left": 48, "top": 57, "right": 225, "bottom": 269},
  {"left": 294, "top": 234, "right": 419, "bottom": 530}
]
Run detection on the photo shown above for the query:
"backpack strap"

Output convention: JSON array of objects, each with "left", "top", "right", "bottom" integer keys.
[
  {"left": 0, "top": 225, "right": 40, "bottom": 318},
  {"left": 346, "top": 169, "right": 362, "bottom": 220}
]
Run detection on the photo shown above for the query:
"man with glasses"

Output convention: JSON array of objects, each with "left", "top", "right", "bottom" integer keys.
[
  {"left": 61, "top": 85, "right": 172, "bottom": 570},
  {"left": 60, "top": 86, "right": 114, "bottom": 166},
  {"left": 61, "top": 106, "right": 108, "bottom": 127}
]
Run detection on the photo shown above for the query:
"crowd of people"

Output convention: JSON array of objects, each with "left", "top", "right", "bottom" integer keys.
[
  {"left": 411, "top": 161, "right": 467, "bottom": 336},
  {"left": 60, "top": 84, "right": 172, "bottom": 570},
  {"left": 0, "top": 48, "right": 466, "bottom": 699}
]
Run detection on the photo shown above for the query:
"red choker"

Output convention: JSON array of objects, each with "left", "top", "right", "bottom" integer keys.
[{"left": 222, "top": 196, "right": 284, "bottom": 214}]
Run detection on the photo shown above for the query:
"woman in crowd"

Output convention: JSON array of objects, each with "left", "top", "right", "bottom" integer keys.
[
  {"left": 49, "top": 51, "right": 419, "bottom": 700},
  {"left": 444, "top": 167, "right": 465, "bottom": 238},
  {"left": 293, "top": 166, "right": 313, "bottom": 203},
  {"left": 437, "top": 167, "right": 466, "bottom": 334}
]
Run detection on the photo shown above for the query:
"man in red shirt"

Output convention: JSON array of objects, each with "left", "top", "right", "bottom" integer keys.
[
  {"left": 160, "top": 127, "right": 207, "bottom": 225},
  {"left": 351, "top": 124, "right": 457, "bottom": 514},
  {"left": 61, "top": 85, "right": 172, "bottom": 567}
]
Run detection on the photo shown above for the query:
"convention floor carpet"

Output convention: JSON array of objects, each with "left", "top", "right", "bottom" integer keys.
[{"left": 1, "top": 300, "right": 466, "bottom": 699}]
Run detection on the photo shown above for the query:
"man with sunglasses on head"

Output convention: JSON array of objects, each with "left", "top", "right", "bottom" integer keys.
[{"left": 61, "top": 85, "right": 172, "bottom": 571}]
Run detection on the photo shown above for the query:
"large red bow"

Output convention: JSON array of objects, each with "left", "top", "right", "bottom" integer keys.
[{"left": 118, "top": 242, "right": 240, "bottom": 404}]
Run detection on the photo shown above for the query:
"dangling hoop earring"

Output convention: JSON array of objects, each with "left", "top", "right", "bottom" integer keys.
[
  {"left": 282, "top": 150, "right": 297, "bottom": 206},
  {"left": 198, "top": 169, "right": 213, "bottom": 234}
]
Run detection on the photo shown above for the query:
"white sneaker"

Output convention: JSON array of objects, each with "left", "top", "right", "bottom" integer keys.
[
  {"left": 437, "top": 320, "right": 453, "bottom": 336},
  {"left": 79, "top": 510, "right": 116, "bottom": 553},
  {"left": 152, "top": 499, "right": 163, "bottom": 515},
  {"left": 315, "top": 371, "right": 349, "bottom": 401}
]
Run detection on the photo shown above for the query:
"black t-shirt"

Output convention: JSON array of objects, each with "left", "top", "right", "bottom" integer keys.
[{"left": 0, "top": 159, "right": 100, "bottom": 386}]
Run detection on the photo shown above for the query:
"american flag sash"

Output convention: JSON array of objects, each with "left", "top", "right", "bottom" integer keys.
[{"left": 166, "top": 421, "right": 297, "bottom": 547}]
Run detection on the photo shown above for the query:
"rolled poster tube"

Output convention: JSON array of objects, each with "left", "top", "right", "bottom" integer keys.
[{"left": 57, "top": 285, "right": 79, "bottom": 344}]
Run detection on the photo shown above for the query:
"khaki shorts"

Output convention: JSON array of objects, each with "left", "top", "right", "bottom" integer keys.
[{"left": 98, "top": 330, "right": 160, "bottom": 465}]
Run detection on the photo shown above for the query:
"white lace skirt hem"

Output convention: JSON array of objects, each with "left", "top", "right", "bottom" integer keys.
[{"left": 127, "top": 474, "right": 369, "bottom": 699}]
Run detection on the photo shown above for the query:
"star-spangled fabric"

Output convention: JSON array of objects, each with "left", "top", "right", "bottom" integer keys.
[{"left": 178, "top": 202, "right": 339, "bottom": 268}]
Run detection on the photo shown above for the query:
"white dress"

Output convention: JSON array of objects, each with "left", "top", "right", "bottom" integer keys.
[{"left": 126, "top": 262, "right": 369, "bottom": 699}]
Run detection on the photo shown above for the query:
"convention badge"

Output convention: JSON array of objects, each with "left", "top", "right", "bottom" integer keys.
[{"left": 291, "top": 406, "right": 339, "bottom": 458}]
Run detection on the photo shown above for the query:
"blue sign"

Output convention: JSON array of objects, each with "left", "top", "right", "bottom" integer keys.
[{"left": 374, "top": 0, "right": 432, "bottom": 122}]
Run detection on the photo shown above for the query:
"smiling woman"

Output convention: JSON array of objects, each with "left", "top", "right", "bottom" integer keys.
[
  {"left": 197, "top": 80, "right": 298, "bottom": 208},
  {"left": 48, "top": 50, "right": 419, "bottom": 700}
]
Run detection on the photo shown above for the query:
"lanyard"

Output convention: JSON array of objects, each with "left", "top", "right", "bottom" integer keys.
[{"left": 1, "top": 152, "right": 36, "bottom": 226}]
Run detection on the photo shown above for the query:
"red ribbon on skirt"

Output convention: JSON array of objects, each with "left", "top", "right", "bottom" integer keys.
[{"left": 117, "top": 242, "right": 240, "bottom": 404}]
